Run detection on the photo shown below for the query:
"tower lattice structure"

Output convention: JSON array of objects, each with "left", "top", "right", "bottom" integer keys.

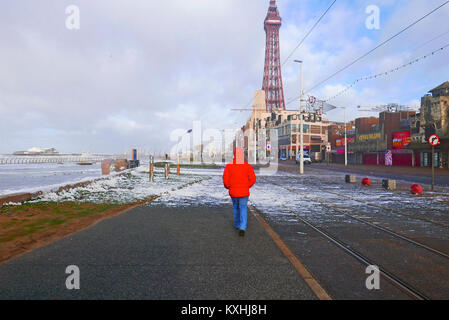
[{"left": 262, "top": 0, "right": 286, "bottom": 111}]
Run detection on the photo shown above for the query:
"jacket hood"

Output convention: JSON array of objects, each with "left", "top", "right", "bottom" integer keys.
[{"left": 233, "top": 147, "right": 244, "bottom": 164}]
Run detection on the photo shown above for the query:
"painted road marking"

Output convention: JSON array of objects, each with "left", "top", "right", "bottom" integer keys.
[{"left": 250, "top": 207, "right": 332, "bottom": 300}]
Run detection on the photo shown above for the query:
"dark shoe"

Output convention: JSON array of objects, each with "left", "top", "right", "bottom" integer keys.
[{"left": 239, "top": 230, "right": 245, "bottom": 237}]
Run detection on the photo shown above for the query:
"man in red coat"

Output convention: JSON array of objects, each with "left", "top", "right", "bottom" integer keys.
[{"left": 222, "top": 147, "right": 257, "bottom": 236}]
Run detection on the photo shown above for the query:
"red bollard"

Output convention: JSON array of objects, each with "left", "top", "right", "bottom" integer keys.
[
  {"left": 362, "top": 178, "right": 371, "bottom": 186},
  {"left": 411, "top": 184, "right": 423, "bottom": 195}
]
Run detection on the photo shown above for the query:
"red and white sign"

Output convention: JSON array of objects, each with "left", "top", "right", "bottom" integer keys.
[
  {"left": 336, "top": 136, "right": 354, "bottom": 147},
  {"left": 392, "top": 131, "right": 411, "bottom": 150},
  {"left": 428, "top": 134, "right": 440, "bottom": 147}
]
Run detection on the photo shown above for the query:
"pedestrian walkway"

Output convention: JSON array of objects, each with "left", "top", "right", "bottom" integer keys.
[{"left": 0, "top": 204, "right": 318, "bottom": 300}]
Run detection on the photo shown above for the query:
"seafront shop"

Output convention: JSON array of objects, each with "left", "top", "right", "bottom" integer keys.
[
  {"left": 331, "top": 131, "right": 417, "bottom": 167},
  {"left": 406, "top": 138, "right": 449, "bottom": 168}
]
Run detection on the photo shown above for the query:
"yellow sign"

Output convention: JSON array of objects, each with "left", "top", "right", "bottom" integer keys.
[{"left": 358, "top": 133, "right": 381, "bottom": 141}]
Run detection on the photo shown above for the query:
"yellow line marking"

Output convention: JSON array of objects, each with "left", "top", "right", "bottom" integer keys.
[{"left": 251, "top": 207, "right": 332, "bottom": 300}]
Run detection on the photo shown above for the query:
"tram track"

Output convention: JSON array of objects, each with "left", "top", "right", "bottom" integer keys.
[
  {"left": 250, "top": 203, "right": 429, "bottom": 300},
  {"left": 262, "top": 177, "right": 449, "bottom": 259},
  {"left": 319, "top": 182, "right": 449, "bottom": 222},
  {"left": 252, "top": 177, "right": 449, "bottom": 299},
  {"left": 278, "top": 175, "right": 449, "bottom": 228}
]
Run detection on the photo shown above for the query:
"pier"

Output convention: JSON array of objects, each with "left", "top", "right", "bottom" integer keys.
[{"left": 0, "top": 155, "right": 124, "bottom": 165}]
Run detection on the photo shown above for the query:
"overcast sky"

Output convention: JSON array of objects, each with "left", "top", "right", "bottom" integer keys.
[{"left": 1, "top": 0, "right": 448, "bottom": 154}]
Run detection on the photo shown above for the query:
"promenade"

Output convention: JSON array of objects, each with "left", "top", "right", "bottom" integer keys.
[
  {"left": 1, "top": 166, "right": 448, "bottom": 300},
  {"left": 0, "top": 204, "right": 317, "bottom": 300}
]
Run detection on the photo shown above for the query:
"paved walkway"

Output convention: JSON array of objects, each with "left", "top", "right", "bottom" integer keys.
[{"left": 0, "top": 204, "right": 317, "bottom": 300}]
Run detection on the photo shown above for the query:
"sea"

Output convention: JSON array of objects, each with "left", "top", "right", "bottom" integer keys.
[{"left": 0, "top": 154, "right": 103, "bottom": 196}]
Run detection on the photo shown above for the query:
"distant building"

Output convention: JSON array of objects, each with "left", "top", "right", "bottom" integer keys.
[
  {"left": 327, "top": 121, "right": 356, "bottom": 161},
  {"left": 267, "top": 109, "right": 330, "bottom": 160},
  {"left": 326, "top": 108, "right": 415, "bottom": 166},
  {"left": 241, "top": 90, "right": 330, "bottom": 162},
  {"left": 408, "top": 82, "right": 449, "bottom": 168},
  {"left": 13, "top": 147, "right": 59, "bottom": 155},
  {"left": 349, "top": 117, "right": 381, "bottom": 155}
]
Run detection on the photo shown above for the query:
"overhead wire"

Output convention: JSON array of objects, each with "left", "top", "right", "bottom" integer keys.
[{"left": 305, "top": 0, "right": 449, "bottom": 94}]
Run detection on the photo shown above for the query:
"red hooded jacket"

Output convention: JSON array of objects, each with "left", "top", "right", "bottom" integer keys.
[{"left": 223, "top": 148, "right": 256, "bottom": 197}]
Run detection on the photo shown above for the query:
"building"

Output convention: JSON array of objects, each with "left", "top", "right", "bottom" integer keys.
[
  {"left": 380, "top": 110, "right": 415, "bottom": 151},
  {"left": 241, "top": 90, "right": 271, "bottom": 162},
  {"left": 267, "top": 110, "right": 330, "bottom": 160},
  {"left": 328, "top": 122, "right": 356, "bottom": 163},
  {"left": 241, "top": 90, "right": 331, "bottom": 162},
  {"left": 355, "top": 117, "right": 379, "bottom": 136},
  {"left": 332, "top": 109, "right": 415, "bottom": 166},
  {"left": 408, "top": 82, "right": 449, "bottom": 168},
  {"left": 332, "top": 117, "right": 383, "bottom": 164}
]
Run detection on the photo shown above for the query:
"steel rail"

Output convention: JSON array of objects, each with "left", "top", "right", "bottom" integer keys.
[
  {"left": 280, "top": 175, "right": 449, "bottom": 228},
  {"left": 256, "top": 204, "right": 429, "bottom": 300},
  {"left": 263, "top": 178, "right": 449, "bottom": 260}
]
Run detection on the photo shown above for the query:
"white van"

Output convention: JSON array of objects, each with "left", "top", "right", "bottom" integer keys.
[{"left": 296, "top": 153, "right": 312, "bottom": 165}]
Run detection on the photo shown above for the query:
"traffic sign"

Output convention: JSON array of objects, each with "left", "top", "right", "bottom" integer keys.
[
  {"left": 428, "top": 134, "right": 440, "bottom": 192},
  {"left": 428, "top": 134, "right": 440, "bottom": 147},
  {"left": 326, "top": 146, "right": 331, "bottom": 153}
]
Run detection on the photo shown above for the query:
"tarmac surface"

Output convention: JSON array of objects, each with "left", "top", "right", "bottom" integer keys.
[
  {"left": 0, "top": 204, "right": 317, "bottom": 300},
  {"left": 279, "top": 161, "right": 449, "bottom": 187},
  {"left": 1, "top": 164, "right": 448, "bottom": 300}
]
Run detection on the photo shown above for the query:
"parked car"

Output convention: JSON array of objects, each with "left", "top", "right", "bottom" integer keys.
[
  {"left": 280, "top": 154, "right": 287, "bottom": 161},
  {"left": 296, "top": 153, "right": 312, "bottom": 164}
]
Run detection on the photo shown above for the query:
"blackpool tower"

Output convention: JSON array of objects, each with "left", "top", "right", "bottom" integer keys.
[{"left": 262, "top": 0, "right": 286, "bottom": 111}]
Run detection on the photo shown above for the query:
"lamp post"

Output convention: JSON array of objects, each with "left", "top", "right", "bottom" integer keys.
[
  {"left": 176, "top": 129, "right": 192, "bottom": 162},
  {"left": 294, "top": 60, "right": 304, "bottom": 175},
  {"left": 254, "top": 119, "right": 257, "bottom": 164},
  {"left": 430, "top": 123, "right": 438, "bottom": 191}
]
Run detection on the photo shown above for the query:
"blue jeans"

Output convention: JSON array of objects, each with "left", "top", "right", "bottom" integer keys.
[{"left": 232, "top": 197, "right": 249, "bottom": 231}]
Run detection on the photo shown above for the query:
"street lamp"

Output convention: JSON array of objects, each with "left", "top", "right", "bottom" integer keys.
[
  {"left": 430, "top": 122, "right": 438, "bottom": 191},
  {"left": 294, "top": 60, "right": 304, "bottom": 175},
  {"left": 176, "top": 129, "right": 193, "bottom": 161}
]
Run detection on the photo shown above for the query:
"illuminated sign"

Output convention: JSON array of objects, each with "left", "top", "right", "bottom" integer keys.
[
  {"left": 358, "top": 133, "right": 381, "bottom": 141},
  {"left": 336, "top": 139, "right": 343, "bottom": 147},
  {"left": 336, "top": 136, "right": 355, "bottom": 147},
  {"left": 392, "top": 131, "right": 411, "bottom": 150}
]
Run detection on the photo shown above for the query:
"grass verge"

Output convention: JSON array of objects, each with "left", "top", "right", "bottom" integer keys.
[
  {"left": 0, "top": 176, "right": 209, "bottom": 265},
  {"left": 0, "top": 200, "right": 147, "bottom": 265}
]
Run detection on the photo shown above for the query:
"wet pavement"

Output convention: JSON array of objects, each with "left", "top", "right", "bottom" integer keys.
[{"left": 0, "top": 204, "right": 316, "bottom": 300}]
